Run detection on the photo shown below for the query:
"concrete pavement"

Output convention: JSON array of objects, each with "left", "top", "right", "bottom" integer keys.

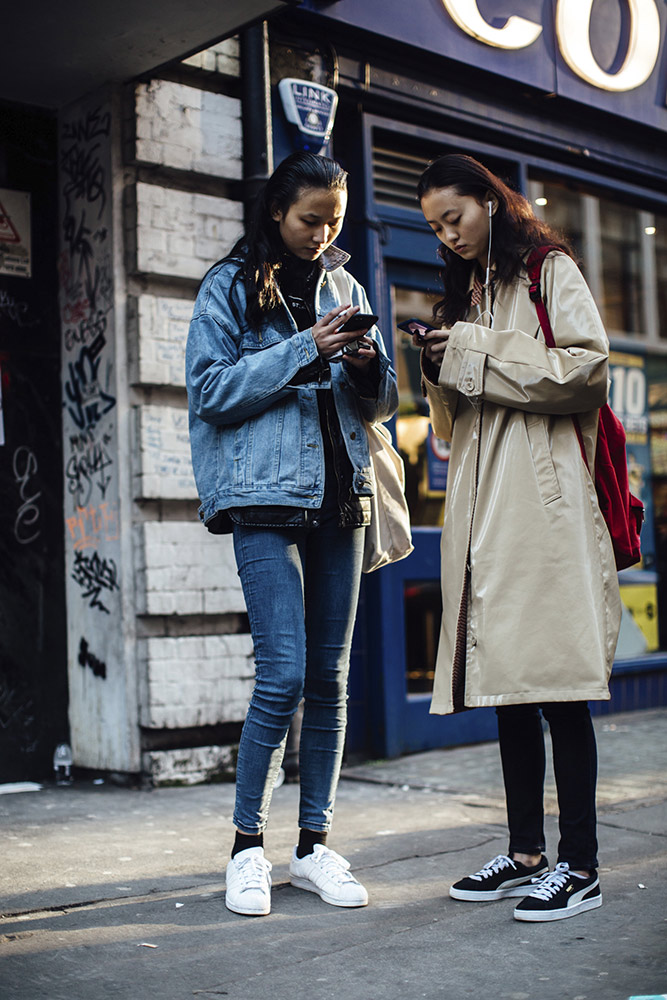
[{"left": 1, "top": 707, "right": 666, "bottom": 1000}]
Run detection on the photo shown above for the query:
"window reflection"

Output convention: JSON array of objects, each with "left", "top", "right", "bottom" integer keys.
[
  {"left": 392, "top": 284, "right": 446, "bottom": 529},
  {"left": 599, "top": 201, "right": 642, "bottom": 336},
  {"left": 655, "top": 214, "right": 667, "bottom": 340},
  {"left": 531, "top": 181, "right": 584, "bottom": 264},
  {"left": 528, "top": 176, "right": 655, "bottom": 338}
]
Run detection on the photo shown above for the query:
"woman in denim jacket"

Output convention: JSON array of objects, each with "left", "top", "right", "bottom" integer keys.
[{"left": 186, "top": 152, "right": 398, "bottom": 917}]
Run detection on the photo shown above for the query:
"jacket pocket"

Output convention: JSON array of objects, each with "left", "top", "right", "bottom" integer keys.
[{"left": 525, "top": 413, "right": 561, "bottom": 505}]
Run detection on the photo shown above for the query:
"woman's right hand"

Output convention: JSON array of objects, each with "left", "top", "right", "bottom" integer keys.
[
  {"left": 418, "top": 329, "right": 450, "bottom": 368},
  {"left": 312, "top": 304, "right": 366, "bottom": 359}
]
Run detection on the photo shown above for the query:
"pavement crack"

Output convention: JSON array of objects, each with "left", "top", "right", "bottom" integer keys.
[
  {"left": 354, "top": 834, "right": 502, "bottom": 873},
  {"left": 598, "top": 817, "right": 667, "bottom": 838},
  {"left": 0, "top": 882, "right": 223, "bottom": 920}
]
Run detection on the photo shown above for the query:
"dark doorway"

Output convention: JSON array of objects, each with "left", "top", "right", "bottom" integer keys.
[{"left": 0, "top": 104, "right": 68, "bottom": 781}]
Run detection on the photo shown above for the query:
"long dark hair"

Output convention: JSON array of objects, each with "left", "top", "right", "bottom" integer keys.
[
  {"left": 225, "top": 151, "right": 348, "bottom": 328},
  {"left": 417, "top": 154, "right": 573, "bottom": 327}
]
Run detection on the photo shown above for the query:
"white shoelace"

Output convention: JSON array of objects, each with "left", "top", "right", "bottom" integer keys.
[
  {"left": 235, "top": 852, "right": 272, "bottom": 890},
  {"left": 528, "top": 862, "right": 572, "bottom": 900},
  {"left": 310, "top": 845, "right": 355, "bottom": 884},
  {"left": 470, "top": 854, "right": 516, "bottom": 881}
]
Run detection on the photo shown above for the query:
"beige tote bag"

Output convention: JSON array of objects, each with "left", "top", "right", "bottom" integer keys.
[{"left": 329, "top": 267, "right": 413, "bottom": 573}]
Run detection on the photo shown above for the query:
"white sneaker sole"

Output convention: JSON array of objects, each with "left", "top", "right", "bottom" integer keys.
[
  {"left": 289, "top": 874, "right": 368, "bottom": 907},
  {"left": 450, "top": 882, "right": 538, "bottom": 901},
  {"left": 514, "top": 894, "right": 602, "bottom": 922},
  {"left": 225, "top": 895, "right": 270, "bottom": 916},
  {"left": 450, "top": 866, "right": 549, "bottom": 902}
]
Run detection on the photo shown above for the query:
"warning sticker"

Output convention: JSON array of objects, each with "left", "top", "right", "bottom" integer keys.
[{"left": 0, "top": 190, "right": 31, "bottom": 278}]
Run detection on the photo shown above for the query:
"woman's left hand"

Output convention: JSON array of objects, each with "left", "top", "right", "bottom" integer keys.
[{"left": 342, "top": 336, "right": 377, "bottom": 369}]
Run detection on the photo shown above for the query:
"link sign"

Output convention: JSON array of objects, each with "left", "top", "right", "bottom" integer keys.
[{"left": 441, "top": 0, "right": 661, "bottom": 92}]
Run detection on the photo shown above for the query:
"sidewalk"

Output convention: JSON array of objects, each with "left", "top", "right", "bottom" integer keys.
[{"left": 1, "top": 707, "right": 665, "bottom": 1000}]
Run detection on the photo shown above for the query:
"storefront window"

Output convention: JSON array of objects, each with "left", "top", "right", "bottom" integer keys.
[
  {"left": 599, "top": 201, "right": 643, "bottom": 336},
  {"left": 655, "top": 211, "right": 667, "bottom": 340},
  {"left": 392, "top": 283, "right": 445, "bottom": 529},
  {"left": 647, "top": 356, "right": 667, "bottom": 649},
  {"left": 528, "top": 176, "right": 658, "bottom": 340},
  {"left": 530, "top": 180, "right": 584, "bottom": 263},
  {"left": 404, "top": 579, "right": 440, "bottom": 693}
]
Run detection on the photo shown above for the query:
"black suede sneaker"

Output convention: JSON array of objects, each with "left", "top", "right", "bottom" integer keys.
[
  {"left": 449, "top": 854, "right": 549, "bottom": 901},
  {"left": 514, "top": 862, "right": 601, "bottom": 921}
]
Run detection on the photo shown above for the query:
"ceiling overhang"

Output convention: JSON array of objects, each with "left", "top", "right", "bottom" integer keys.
[{"left": 2, "top": 1, "right": 298, "bottom": 109}]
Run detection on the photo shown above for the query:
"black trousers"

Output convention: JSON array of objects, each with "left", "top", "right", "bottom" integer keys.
[{"left": 496, "top": 701, "right": 599, "bottom": 871}]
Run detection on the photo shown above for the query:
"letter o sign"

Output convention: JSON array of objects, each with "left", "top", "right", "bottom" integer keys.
[{"left": 556, "top": 0, "right": 661, "bottom": 92}]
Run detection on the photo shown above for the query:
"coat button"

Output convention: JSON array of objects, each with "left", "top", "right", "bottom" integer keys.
[
  {"left": 350, "top": 432, "right": 356, "bottom": 440},
  {"left": 464, "top": 378, "right": 475, "bottom": 392}
]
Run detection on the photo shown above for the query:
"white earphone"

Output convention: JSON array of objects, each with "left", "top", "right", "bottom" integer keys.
[{"left": 483, "top": 200, "right": 494, "bottom": 319}]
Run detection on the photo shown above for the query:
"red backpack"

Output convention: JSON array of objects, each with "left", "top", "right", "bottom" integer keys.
[{"left": 526, "top": 246, "right": 644, "bottom": 571}]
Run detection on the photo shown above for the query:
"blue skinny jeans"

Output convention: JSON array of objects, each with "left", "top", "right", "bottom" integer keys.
[{"left": 231, "top": 522, "right": 365, "bottom": 835}]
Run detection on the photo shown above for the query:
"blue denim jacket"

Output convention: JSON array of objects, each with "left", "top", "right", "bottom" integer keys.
[{"left": 186, "top": 249, "right": 399, "bottom": 529}]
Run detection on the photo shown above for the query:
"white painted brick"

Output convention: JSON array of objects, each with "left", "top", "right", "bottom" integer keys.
[
  {"left": 135, "top": 182, "right": 242, "bottom": 279},
  {"left": 143, "top": 745, "right": 237, "bottom": 785},
  {"left": 136, "top": 521, "right": 246, "bottom": 617},
  {"left": 182, "top": 37, "right": 240, "bottom": 77},
  {"left": 136, "top": 226, "right": 167, "bottom": 252},
  {"left": 139, "top": 632, "right": 254, "bottom": 729},
  {"left": 134, "top": 404, "right": 196, "bottom": 500},
  {"left": 167, "top": 234, "right": 196, "bottom": 257},
  {"left": 135, "top": 81, "right": 242, "bottom": 178}
]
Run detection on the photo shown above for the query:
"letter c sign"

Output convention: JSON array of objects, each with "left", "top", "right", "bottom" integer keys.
[{"left": 440, "top": 0, "right": 661, "bottom": 92}]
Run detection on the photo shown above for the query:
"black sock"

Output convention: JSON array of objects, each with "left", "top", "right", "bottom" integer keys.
[
  {"left": 296, "top": 829, "right": 327, "bottom": 859},
  {"left": 231, "top": 831, "right": 263, "bottom": 858}
]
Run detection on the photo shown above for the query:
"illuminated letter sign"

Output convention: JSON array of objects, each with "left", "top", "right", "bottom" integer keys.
[
  {"left": 440, "top": 0, "right": 542, "bottom": 49},
  {"left": 556, "top": 0, "right": 660, "bottom": 92}
]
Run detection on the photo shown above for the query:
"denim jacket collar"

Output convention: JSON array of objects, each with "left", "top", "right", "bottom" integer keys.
[{"left": 320, "top": 245, "right": 350, "bottom": 271}]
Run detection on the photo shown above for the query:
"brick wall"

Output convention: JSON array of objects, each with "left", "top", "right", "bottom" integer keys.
[
  {"left": 126, "top": 39, "right": 251, "bottom": 783},
  {"left": 135, "top": 81, "right": 242, "bottom": 178},
  {"left": 134, "top": 182, "right": 243, "bottom": 280}
]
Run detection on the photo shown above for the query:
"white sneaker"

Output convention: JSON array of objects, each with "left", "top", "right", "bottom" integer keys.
[
  {"left": 225, "top": 847, "right": 272, "bottom": 916},
  {"left": 289, "top": 844, "right": 368, "bottom": 907}
]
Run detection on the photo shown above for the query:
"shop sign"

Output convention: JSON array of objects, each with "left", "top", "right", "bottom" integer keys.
[
  {"left": 609, "top": 351, "right": 655, "bottom": 570},
  {"left": 278, "top": 78, "right": 339, "bottom": 148},
  {"left": 301, "top": 0, "right": 667, "bottom": 129},
  {"left": 0, "top": 189, "right": 31, "bottom": 278},
  {"left": 440, "top": 0, "right": 661, "bottom": 93}
]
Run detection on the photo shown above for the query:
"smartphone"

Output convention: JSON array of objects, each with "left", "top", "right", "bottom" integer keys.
[
  {"left": 397, "top": 318, "right": 437, "bottom": 340},
  {"left": 338, "top": 312, "right": 378, "bottom": 332}
]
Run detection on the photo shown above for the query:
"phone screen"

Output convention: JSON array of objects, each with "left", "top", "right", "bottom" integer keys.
[{"left": 397, "top": 318, "right": 436, "bottom": 337}]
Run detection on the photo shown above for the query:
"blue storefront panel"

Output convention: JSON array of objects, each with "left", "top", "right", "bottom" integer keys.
[{"left": 269, "top": 1, "right": 667, "bottom": 757}]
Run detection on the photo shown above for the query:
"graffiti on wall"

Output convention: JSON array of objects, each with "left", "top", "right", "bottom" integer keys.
[
  {"left": 59, "top": 102, "right": 120, "bottom": 628},
  {"left": 12, "top": 446, "right": 41, "bottom": 546},
  {"left": 71, "top": 550, "right": 119, "bottom": 614},
  {"left": 78, "top": 637, "right": 107, "bottom": 679}
]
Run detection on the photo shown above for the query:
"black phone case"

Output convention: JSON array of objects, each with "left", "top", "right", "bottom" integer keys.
[{"left": 339, "top": 313, "right": 378, "bottom": 332}]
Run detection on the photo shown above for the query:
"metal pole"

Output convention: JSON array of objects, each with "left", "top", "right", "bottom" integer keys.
[{"left": 240, "top": 21, "right": 273, "bottom": 221}]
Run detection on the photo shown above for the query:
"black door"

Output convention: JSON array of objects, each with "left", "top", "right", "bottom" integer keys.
[{"left": 0, "top": 105, "right": 68, "bottom": 781}]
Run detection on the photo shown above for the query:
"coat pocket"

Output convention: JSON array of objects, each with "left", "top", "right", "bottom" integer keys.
[{"left": 525, "top": 413, "right": 561, "bottom": 505}]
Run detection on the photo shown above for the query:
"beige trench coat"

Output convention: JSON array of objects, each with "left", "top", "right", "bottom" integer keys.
[{"left": 424, "top": 251, "right": 622, "bottom": 715}]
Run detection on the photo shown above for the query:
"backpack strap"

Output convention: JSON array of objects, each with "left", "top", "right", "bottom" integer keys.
[
  {"left": 525, "top": 246, "right": 590, "bottom": 471},
  {"left": 526, "top": 245, "right": 559, "bottom": 350}
]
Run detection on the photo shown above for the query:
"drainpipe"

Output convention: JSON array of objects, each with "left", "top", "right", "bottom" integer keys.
[{"left": 240, "top": 21, "right": 273, "bottom": 218}]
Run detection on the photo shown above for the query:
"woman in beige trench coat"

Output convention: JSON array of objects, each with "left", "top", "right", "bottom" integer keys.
[{"left": 415, "top": 154, "right": 622, "bottom": 923}]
